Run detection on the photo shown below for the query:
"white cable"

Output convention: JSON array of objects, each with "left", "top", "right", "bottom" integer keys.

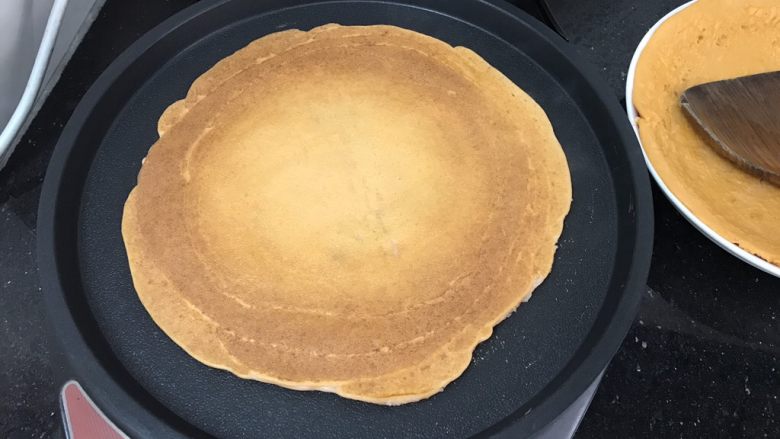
[{"left": 0, "top": 0, "right": 69, "bottom": 166}]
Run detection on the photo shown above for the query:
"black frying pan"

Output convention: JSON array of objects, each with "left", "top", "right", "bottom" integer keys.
[{"left": 37, "top": 0, "right": 653, "bottom": 437}]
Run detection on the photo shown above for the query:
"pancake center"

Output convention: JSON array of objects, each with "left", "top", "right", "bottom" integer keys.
[{"left": 190, "top": 75, "right": 489, "bottom": 310}]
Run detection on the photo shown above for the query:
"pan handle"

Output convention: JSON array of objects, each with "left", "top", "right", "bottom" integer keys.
[
  {"left": 61, "top": 381, "right": 129, "bottom": 439},
  {"left": 536, "top": 0, "right": 570, "bottom": 40}
]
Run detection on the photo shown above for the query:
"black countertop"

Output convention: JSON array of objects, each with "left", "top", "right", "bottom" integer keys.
[{"left": 1, "top": 0, "right": 778, "bottom": 438}]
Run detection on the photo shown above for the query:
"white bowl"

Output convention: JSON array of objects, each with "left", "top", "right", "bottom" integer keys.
[{"left": 625, "top": 0, "right": 780, "bottom": 278}]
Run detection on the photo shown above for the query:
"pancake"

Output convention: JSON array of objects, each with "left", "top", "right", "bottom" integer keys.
[
  {"left": 634, "top": 0, "right": 780, "bottom": 266},
  {"left": 122, "top": 24, "right": 572, "bottom": 404}
]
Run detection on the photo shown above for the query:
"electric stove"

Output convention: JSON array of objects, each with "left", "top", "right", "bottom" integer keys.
[{"left": 1, "top": 1, "right": 777, "bottom": 438}]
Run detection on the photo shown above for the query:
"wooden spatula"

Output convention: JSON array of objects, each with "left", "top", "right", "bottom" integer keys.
[{"left": 681, "top": 71, "right": 780, "bottom": 187}]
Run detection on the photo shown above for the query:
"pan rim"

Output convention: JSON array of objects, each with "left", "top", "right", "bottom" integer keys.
[{"left": 37, "top": 0, "right": 654, "bottom": 437}]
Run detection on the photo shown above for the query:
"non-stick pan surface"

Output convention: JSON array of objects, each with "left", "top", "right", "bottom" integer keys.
[{"left": 37, "top": 0, "right": 653, "bottom": 437}]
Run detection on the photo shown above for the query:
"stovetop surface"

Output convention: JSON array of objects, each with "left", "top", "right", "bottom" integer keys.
[{"left": 1, "top": 0, "right": 777, "bottom": 438}]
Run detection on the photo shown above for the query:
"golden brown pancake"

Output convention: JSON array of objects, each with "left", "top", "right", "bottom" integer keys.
[
  {"left": 634, "top": 0, "right": 780, "bottom": 266},
  {"left": 122, "top": 24, "right": 571, "bottom": 404}
]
